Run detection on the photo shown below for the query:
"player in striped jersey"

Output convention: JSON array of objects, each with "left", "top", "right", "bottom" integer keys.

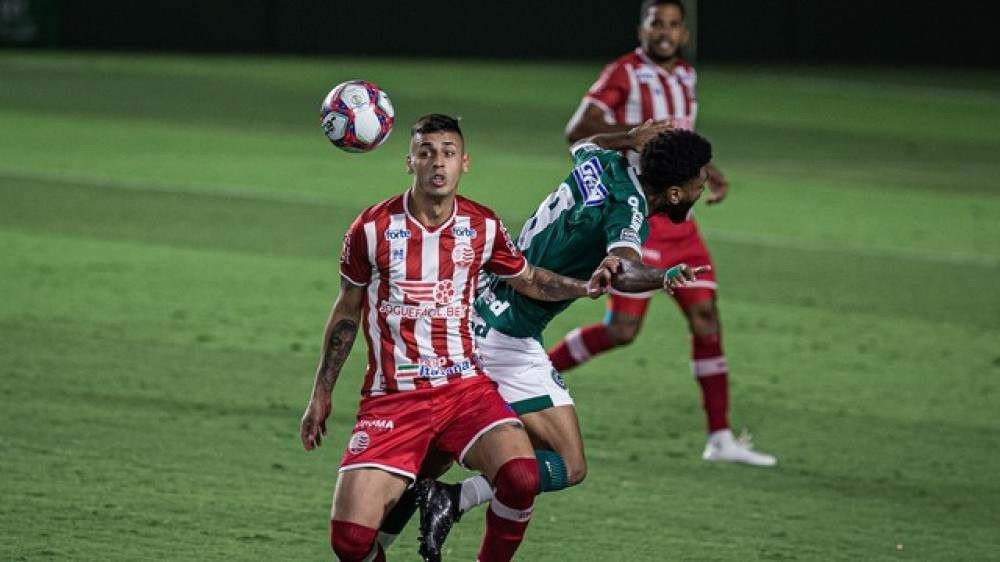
[
  {"left": 299, "top": 114, "right": 617, "bottom": 562},
  {"left": 415, "top": 123, "right": 716, "bottom": 561},
  {"left": 549, "top": 0, "right": 777, "bottom": 467}
]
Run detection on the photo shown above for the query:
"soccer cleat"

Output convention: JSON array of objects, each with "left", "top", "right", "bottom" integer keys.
[
  {"left": 416, "top": 478, "right": 463, "bottom": 562},
  {"left": 702, "top": 428, "right": 777, "bottom": 467}
]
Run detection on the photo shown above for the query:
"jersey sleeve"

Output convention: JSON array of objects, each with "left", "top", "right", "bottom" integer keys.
[
  {"left": 339, "top": 214, "right": 371, "bottom": 286},
  {"left": 584, "top": 61, "right": 629, "bottom": 118},
  {"left": 485, "top": 218, "right": 528, "bottom": 278},
  {"left": 603, "top": 178, "right": 649, "bottom": 255}
]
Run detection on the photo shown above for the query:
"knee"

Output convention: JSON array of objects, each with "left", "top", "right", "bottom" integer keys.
[
  {"left": 686, "top": 300, "right": 719, "bottom": 336},
  {"left": 494, "top": 457, "right": 539, "bottom": 505},
  {"left": 606, "top": 320, "right": 641, "bottom": 346},
  {"left": 565, "top": 457, "right": 588, "bottom": 487},
  {"left": 330, "top": 520, "right": 378, "bottom": 562}
]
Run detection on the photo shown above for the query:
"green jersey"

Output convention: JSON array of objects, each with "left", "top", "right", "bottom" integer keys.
[{"left": 475, "top": 142, "right": 649, "bottom": 339}]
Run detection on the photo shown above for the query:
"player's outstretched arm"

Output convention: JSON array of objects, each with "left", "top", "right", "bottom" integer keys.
[
  {"left": 605, "top": 247, "right": 711, "bottom": 295},
  {"left": 566, "top": 102, "right": 634, "bottom": 142},
  {"left": 299, "top": 278, "right": 365, "bottom": 451},
  {"left": 575, "top": 118, "right": 673, "bottom": 154},
  {"left": 705, "top": 162, "right": 729, "bottom": 205},
  {"left": 507, "top": 264, "right": 605, "bottom": 302}
]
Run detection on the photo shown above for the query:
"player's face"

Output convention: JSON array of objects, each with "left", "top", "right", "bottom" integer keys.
[
  {"left": 406, "top": 131, "right": 470, "bottom": 199},
  {"left": 638, "top": 4, "right": 688, "bottom": 63},
  {"left": 652, "top": 166, "right": 707, "bottom": 223}
]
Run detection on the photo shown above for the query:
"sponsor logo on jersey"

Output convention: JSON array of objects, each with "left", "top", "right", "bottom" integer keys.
[
  {"left": 355, "top": 418, "right": 394, "bottom": 431},
  {"left": 572, "top": 156, "right": 608, "bottom": 207},
  {"left": 347, "top": 431, "right": 370, "bottom": 454},
  {"left": 396, "top": 357, "right": 475, "bottom": 379},
  {"left": 340, "top": 232, "right": 352, "bottom": 264},
  {"left": 452, "top": 244, "right": 475, "bottom": 268},
  {"left": 452, "top": 225, "right": 478, "bottom": 239},
  {"left": 627, "top": 195, "right": 644, "bottom": 231},
  {"left": 385, "top": 228, "right": 412, "bottom": 240},
  {"left": 498, "top": 222, "right": 519, "bottom": 255},
  {"left": 378, "top": 301, "right": 468, "bottom": 320}
]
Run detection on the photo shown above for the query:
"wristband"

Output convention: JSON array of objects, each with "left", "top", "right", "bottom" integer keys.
[{"left": 664, "top": 265, "right": 685, "bottom": 284}]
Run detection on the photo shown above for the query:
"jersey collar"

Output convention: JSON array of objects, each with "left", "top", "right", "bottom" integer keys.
[{"left": 403, "top": 188, "right": 458, "bottom": 235}]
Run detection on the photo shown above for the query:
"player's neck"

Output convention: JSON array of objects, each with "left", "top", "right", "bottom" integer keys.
[
  {"left": 407, "top": 187, "right": 455, "bottom": 229},
  {"left": 639, "top": 48, "right": 679, "bottom": 71}
]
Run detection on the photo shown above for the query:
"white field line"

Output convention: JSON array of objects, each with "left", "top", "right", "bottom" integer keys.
[{"left": 2, "top": 167, "right": 998, "bottom": 268}]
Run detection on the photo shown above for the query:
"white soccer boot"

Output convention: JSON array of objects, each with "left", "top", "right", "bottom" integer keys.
[{"left": 702, "top": 428, "right": 777, "bottom": 467}]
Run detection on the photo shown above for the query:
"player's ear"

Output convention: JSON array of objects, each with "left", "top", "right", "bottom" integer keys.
[
  {"left": 667, "top": 185, "right": 683, "bottom": 204},
  {"left": 405, "top": 154, "right": 414, "bottom": 175},
  {"left": 679, "top": 26, "right": 690, "bottom": 47},
  {"left": 461, "top": 153, "right": 470, "bottom": 173}
]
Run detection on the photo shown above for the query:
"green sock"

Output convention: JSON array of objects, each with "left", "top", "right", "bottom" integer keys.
[{"left": 535, "top": 449, "right": 568, "bottom": 493}]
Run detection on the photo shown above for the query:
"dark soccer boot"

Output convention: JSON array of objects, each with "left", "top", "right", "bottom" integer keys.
[{"left": 416, "top": 478, "right": 463, "bottom": 562}]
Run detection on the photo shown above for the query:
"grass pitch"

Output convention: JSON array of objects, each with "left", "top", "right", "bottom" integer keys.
[{"left": 1, "top": 52, "right": 999, "bottom": 561}]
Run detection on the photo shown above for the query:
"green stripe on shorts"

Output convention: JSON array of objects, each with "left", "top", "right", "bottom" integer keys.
[{"left": 509, "top": 395, "right": 554, "bottom": 415}]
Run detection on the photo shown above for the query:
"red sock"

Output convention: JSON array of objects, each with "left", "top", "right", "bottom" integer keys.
[
  {"left": 478, "top": 457, "right": 539, "bottom": 562},
  {"left": 692, "top": 333, "right": 730, "bottom": 433},
  {"left": 330, "top": 520, "right": 384, "bottom": 562},
  {"left": 548, "top": 324, "right": 615, "bottom": 372}
]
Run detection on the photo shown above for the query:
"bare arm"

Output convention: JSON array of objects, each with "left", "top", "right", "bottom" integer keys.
[
  {"left": 571, "top": 117, "right": 673, "bottom": 154},
  {"left": 299, "top": 278, "right": 365, "bottom": 451},
  {"left": 606, "top": 247, "right": 710, "bottom": 294},
  {"left": 704, "top": 162, "right": 729, "bottom": 205},
  {"left": 506, "top": 264, "right": 593, "bottom": 302},
  {"left": 566, "top": 101, "right": 634, "bottom": 142}
]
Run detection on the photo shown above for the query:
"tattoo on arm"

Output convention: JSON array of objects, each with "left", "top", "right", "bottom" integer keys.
[
  {"left": 610, "top": 259, "right": 666, "bottom": 293},
  {"left": 522, "top": 267, "right": 588, "bottom": 302},
  {"left": 317, "top": 318, "right": 358, "bottom": 393}
]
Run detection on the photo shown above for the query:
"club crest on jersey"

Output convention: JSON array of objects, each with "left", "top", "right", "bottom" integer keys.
[
  {"left": 452, "top": 244, "right": 474, "bottom": 268},
  {"left": 572, "top": 156, "right": 608, "bottom": 207},
  {"left": 452, "top": 225, "right": 477, "bottom": 239},
  {"left": 347, "top": 431, "right": 370, "bottom": 454},
  {"left": 385, "top": 228, "right": 411, "bottom": 240}
]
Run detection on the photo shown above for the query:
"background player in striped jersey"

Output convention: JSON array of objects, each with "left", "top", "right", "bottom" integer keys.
[
  {"left": 416, "top": 122, "right": 715, "bottom": 561},
  {"left": 548, "top": 0, "right": 777, "bottom": 466},
  {"left": 299, "top": 114, "right": 617, "bottom": 562}
]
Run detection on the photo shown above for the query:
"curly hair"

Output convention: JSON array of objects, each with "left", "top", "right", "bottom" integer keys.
[
  {"left": 639, "top": 129, "right": 712, "bottom": 191},
  {"left": 411, "top": 113, "right": 463, "bottom": 139}
]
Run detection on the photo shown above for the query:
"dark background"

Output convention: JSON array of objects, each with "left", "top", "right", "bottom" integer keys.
[{"left": 2, "top": 0, "right": 997, "bottom": 65}]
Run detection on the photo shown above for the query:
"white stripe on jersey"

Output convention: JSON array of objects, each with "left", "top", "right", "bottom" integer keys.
[
  {"left": 625, "top": 64, "right": 643, "bottom": 125},
  {"left": 363, "top": 221, "right": 384, "bottom": 392},
  {"left": 482, "top": 218, "right": 497, "bottom": 271},
  {"left": 418, "top": 230, "right": 447, "bottom": 388}
]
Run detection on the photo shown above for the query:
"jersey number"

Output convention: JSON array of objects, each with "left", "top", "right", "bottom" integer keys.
[{"left": 518, "top": 183, "right": 574, "bottom": 250}]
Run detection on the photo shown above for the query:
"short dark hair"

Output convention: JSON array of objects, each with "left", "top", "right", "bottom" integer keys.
[
  {"left": 411, "top": 113, "right": 463, "bottom": 139},
  {"left": 639, "top": 0, "right": 685, "bottom": 22},
  {"left": 640, "top": 129, "right": 711, "bottom": 191}
]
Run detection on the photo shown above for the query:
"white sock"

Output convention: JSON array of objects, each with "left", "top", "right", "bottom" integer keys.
[{"left": 459, "top": 475, "right": 494, "bottom": 512}]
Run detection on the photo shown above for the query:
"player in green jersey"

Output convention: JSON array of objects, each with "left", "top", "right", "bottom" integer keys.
[{"left": 415, "top": 121, "right": 714, "bottom": 561}]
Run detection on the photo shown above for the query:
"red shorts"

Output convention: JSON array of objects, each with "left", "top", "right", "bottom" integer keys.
[
  {"left": 338, "top": 376, "right": 520, "bottom": 481},
  {"left": 609, "top": 216, "right": 717, "bottom": 315}
]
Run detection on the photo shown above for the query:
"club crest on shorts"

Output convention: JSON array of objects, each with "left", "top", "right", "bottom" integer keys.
[
  {"left": 551, "top": 368, "right": 567, "bottom": 390},
  {"left": 348, "top": 431, "right": 370, "bottom": 454}
]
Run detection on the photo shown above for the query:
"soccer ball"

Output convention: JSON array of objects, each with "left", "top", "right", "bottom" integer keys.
[{"left": 320, "top": 80, "right": 395, "bottom": 152}]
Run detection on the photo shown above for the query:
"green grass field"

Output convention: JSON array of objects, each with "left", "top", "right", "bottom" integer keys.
[{"left": 2, "top": 51, "right": 999, "bottom": 561}]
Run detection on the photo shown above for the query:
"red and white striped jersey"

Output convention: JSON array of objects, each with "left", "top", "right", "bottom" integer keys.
[
  {"left": 585, "top": 48, "right": 697, "bottom": 131},
  {"left": 340, "top": 190, "right": 527, "bottom": 396},
  {"left": 583, "top": 48, "right": 699, "bottom": 229}
]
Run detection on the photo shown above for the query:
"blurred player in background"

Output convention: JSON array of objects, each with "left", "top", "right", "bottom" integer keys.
[
  {"left": 300, "top": 114, "right": 614, "bottom": 562},
  {"left": 547, "top": 0, "right": 777, "bottom": 466},
  {"left": 417, "top": 122, "right": 715, "bottom": 561}
]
